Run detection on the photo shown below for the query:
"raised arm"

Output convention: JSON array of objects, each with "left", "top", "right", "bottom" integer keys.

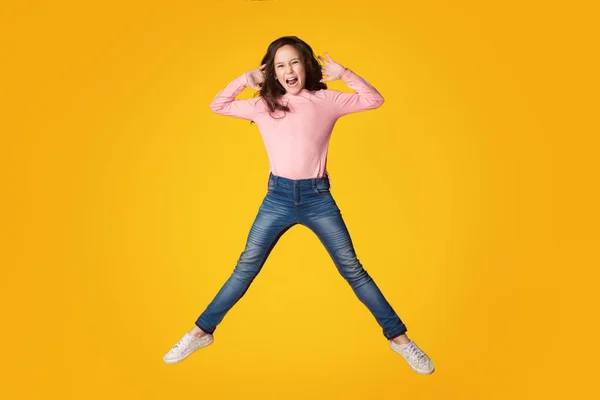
[
  {"left": 329, "top": 68, "right": 385, "bottom": 117},
  {"left": 319, "top": 52, "right": 384, "bottom": 117},
  {"left": 209, "top": 73, "right": 261, "bottom": 121}
]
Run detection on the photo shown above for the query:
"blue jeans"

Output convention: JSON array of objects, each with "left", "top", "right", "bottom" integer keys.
[{"left": 195, "top": 174, "right": 408, "bottom": 340}]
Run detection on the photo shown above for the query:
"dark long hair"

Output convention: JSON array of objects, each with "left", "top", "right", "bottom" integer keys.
[{"left": 256, "top": 36, "right": 327, "bottom": 118}]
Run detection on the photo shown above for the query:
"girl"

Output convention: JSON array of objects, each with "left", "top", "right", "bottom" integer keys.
[{"left": 163, "top": 36, "right": 434, "bottom": 375}]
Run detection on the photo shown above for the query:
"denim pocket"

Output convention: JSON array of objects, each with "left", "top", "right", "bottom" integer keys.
[{"left": 314, "top": 181, "right": 331, "bottom": 195}]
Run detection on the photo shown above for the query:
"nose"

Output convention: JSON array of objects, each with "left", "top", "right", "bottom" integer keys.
[{"left": 287, "top": 64, "right": 294, "bottom": 73}]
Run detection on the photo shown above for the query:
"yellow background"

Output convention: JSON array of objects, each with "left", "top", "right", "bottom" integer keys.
[{"left": 2, "top": 0, "right": 598, "bottom": 399}]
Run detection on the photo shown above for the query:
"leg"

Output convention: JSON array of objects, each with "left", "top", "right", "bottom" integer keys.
[
  {"left": 195, "top": 195, "right": 296, "bottom": 335},
  {"left": 301, "top": 195, "right": 408, "bottom": 340}
]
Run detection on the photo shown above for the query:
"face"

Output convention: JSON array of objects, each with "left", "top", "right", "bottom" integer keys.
[{"left": 273, "top": 44, "right": 306, "bottom": 94}]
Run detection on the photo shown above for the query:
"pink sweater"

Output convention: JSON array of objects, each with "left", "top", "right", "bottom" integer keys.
[{"left": 209, "top": 68, "right": 384, "bottom": 180}]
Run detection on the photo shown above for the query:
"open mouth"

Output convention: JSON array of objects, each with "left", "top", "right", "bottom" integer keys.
[{"left": 286, "top": 77, "right": 299, "bottom": 87}]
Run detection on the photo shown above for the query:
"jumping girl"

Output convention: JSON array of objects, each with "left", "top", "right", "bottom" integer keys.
[{"left": 163, "top": 36, "right": 434, "bottom": 375}]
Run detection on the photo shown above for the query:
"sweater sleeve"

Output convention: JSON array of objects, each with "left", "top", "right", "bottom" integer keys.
[
  {"left": 328, "top": 68, "right": 385, "bottom": 117},
  {"left": 209, "top": 73, "right": 260, "bottom": 121}
]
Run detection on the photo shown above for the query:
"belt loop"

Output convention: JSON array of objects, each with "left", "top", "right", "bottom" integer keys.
[{"left": 274, "top": 175, "right": 278, "bottom": 187}]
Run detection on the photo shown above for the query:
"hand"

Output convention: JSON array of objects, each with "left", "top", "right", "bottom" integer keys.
[
  {"left": 245, "top": 64, "right": 266, "bottom": 90},
  {"left": 318, "top": 53, "right": 346, "bottom": 82}
]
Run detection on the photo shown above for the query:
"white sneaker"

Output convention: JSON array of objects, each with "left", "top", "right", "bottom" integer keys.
[
  {"left": 389, "top": 340, "right": 434, "bottom": 375},
  {"left": 163, "top": 332, "right": 214, "bottom": 364}
]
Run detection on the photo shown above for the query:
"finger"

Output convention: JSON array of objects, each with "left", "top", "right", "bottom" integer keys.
[
  {"left": 259, "top": 64, "right": 267, "bottom": 71},
  {"left": 317, "top": 55, "right": 327, "bottom": 64},
  {"left": 324, "top": 52, "right": 334, "bottom": 62}
]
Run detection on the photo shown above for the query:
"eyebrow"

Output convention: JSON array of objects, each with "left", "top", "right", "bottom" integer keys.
[{"left": 275, "top": 58, "right": 300, "bottom": 65}]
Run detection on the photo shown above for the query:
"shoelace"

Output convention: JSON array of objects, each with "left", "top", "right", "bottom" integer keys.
[
  {"left": 405, "top": 343, "right": 429, "bottom": 366},
  {"left": 172, "top": 335, "right": 191, "bottom": 350}
]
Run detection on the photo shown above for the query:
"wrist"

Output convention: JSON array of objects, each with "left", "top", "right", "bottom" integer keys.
[{"left": 340, "top": 67, "right": 350, "bottom": 79}]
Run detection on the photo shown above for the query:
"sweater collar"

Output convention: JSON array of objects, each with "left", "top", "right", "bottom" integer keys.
[{"left": 282, "top": 89, "right": 310, "bottom": 98}]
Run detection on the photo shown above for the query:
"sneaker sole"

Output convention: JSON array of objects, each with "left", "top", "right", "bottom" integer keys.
[
  {"left": 163, "top": 336, "right": 214, "bottom": 364},
  {"left": 411, "top": 364, "right": 435, "bottom": 375}
]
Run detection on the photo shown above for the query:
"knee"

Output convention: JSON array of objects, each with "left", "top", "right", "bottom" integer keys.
[
  {"left": 340, "top": 263, "right": 371, "bottom": 283},
  {"left": 334, "top": 252, "right": 371, "bottom": 284},
  {"left": 232, "top": 245, "right": 266, "bottom": 280},
  {"left": 232, "top": 263, "right": 260, "bottom": 282}
]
